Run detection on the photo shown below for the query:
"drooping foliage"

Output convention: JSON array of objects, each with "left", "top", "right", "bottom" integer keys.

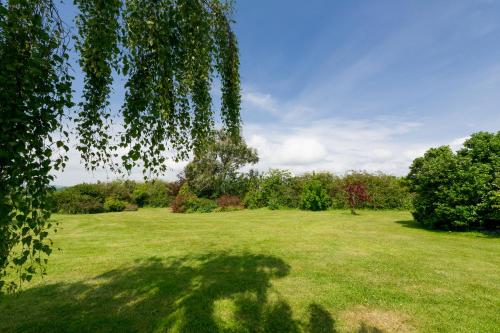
[
  {"left": 74, "top": 0, "right": 241, "bottom": 175},
  {"left": 0, "top": 0, "right": 73, "bottom": 291},
  {"left": 407, "top": 131, "right": 499, "bottom": 231},
  {"left": 1, "top": 0, "right": 241, "bottom": 291},
  {"left": 74, "top": 0, "right": 122, "bottom": 170}
]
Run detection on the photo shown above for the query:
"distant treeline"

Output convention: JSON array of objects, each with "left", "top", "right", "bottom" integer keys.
[{"left": 50, "top": 171, "right": 412, "bottom": 214}]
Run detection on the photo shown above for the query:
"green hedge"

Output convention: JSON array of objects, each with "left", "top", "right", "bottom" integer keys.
[
  {"left": 51, "top": 180, "right": 179, "bottom": 214},
  {"left": 243, "top": 170, "right": 412, "bottom": 211},
  {"left": 52, "top": 172, "right": 414, "bottom": 214}
]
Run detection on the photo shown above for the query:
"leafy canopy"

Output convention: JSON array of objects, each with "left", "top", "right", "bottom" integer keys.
[
  {"left": 0, "top": 0, "right": 241, "bottom": 291},
  {"left": 407, "top": 131, "right": 499, "bottom": 230}
]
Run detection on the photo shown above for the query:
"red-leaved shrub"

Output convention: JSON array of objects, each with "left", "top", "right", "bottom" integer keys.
[
  {"left": 345, "top": 182, "right": 371, "bottom": 214},
  {"left": 171, "top": 194, "right": 191, "bottom": 213}
]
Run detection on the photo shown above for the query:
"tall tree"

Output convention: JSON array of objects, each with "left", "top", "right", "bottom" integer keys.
[
  {"left": 0, "top": 0, "right": 241, "bottom": 291},
  {"left": 184, "top": 130, "right": 258, "bottom": 198}
]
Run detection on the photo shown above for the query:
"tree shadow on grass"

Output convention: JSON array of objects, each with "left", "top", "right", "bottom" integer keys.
[
  {"left": 0, "top": 252, "right": 342, "bottom": 333},
  {"left": 395, "top": 220, "right": 500, "bottom": 238},
  {"left": 355, "top": 323, "right": 383, "bottom": 333},
  {"left": 394, "top": 219, "right": 436, "bottom": 231},
  {"left": 306, "top": 303, "right": 337, "bottom": 333}
]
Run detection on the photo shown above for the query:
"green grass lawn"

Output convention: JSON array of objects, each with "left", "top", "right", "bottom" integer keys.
[{"left": 1, "top": 209, "right": 499, "bottom": 333}]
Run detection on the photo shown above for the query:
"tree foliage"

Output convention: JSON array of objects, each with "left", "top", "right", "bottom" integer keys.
[
  {"left": 1, "top": 0, "right": 241, "bottom": 291},
  {"left": 407, "top": 131, "right": 499, "bottom": 231},
  {"left": 74, "top": 0, "right": 241, "bottom": 175},
  {"left": 0, "top": 0, "right": 73, "bottom": 291},
  {"left": 184, "top": 130, "right": 258, "bottom": 198}
]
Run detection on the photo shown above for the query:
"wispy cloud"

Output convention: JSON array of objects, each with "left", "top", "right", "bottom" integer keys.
[
  {"left": 242, "top": 90, "right": 279, "bottom": 115},
  {"left": 243, "top": 118, "right": 426, "bottom": 175},
  {"left": 243, "top": 117, "right": 472, "bottom": 176}
]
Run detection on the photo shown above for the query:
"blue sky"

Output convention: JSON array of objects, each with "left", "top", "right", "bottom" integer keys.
[{"left": 55, "top": 0, "right": 500, "bottom": 185}]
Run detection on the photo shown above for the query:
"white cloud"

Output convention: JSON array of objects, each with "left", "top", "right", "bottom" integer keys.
[
  {"left": 242, "top": 118, "right": 430, "bottom": 176},
  {"left": 242, "top": 90, "right": 279, "bottom": 116},
  {"left": 248, "top": 135, "right": 327, "bottom": 166},
  {"left": 449, "top": 136, "right": 469, "bottom": 151}
]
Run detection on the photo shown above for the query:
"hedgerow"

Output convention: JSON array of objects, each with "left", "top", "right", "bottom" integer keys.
[
  {"left": 51, "top": 180, "right": 178, "bottom": 213},
  {"left": 52, "top": 170, "right": 414, "bottom": 215}
]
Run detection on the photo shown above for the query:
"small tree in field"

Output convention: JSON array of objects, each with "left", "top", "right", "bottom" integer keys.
[
  {"left": 183, "top": 130, "right": 258, "bottom": 198},
  {"left": 345, "top": 182, "right": 370, "bottom": 214}
]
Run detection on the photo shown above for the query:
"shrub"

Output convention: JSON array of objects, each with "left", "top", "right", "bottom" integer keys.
[
  {"left": 243, "top": 188, "right": 266, "bottom": 209},
  {"left": 70, "top": 183, "right": 106, "bottom": 202},
  {"left": 171, "top": 187, "right": 217, "bottom": 213},
  {"left": 171, "top": 194, "right": 191, "bottom": 213},
  {"left": 147, "top": 181, "right": 174, "bottom": 207},
  {"left": 131, "top": 181, "right": 174, "bottom": 207},
  {"left": 131, "top": 185, "right": 150, "bottom": 207},
  {"left": 216, "top": 195, "right": 242, "bottom": 208},
  {"left": 267, "top": 195, "right": 281, "bottom": 210},
  {"left": 328, "top": 172, "right": 412, "bottom": 210},
  {"left": 104, "top": 198, "right": 127, "bottom": 212},
  {"left": 187, "top": 197, "right": 218, "bottom": 213},
  {"left": 299, "top": 179, "right": 331, "bottom": 211},
  {"left": 243, "top": 169, "right": 301, "bottom": 209},
  {"left": 104, "top": 180, "right": 133, "bottom": 202},
  {"left": 407, "top": 131, "right": 499, "bottom": 231},
  {"left": 261, "top": 169, "right": 301, "bottom": 208},
  {"left": 214, "top": 206, "right": 243, "bottom": 212},
  {"left": 53, "top": 189, "right": 104, "bottom": 214}
]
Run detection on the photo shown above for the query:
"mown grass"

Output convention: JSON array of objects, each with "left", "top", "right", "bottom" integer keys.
[{"left": 0, "top": 209, "right": 499, "bottom": 332}]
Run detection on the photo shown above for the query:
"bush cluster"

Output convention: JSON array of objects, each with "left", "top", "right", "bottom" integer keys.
[
  {"left": 103, "top": 198, "right": 128, "bottom": 212},
  {"left": 407, "top": 131, "right": 499, "bottom": 231},
  {"left": 171, "top": 185, "right": 218, "bottom": 213},
  {"left": 52, "top": 189, "right": 104, "bottom": 214},
  {"left": 299, "top": 179, "right": 332, "bottom": 211},
  {"left": 52, "top": 180, "right": 179, "bottom": 214},
  {"left": 244, "top": 169, "right": 301, "bottom": 209},
  {"left": 171, "top": 194, "right": 218, "bottom": 213},
  {"left": 242, "top": 170, "right": 411, "bottom": 211},
  {"left": 53, "top": 171, "right": 413, "bottom": 215}
]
